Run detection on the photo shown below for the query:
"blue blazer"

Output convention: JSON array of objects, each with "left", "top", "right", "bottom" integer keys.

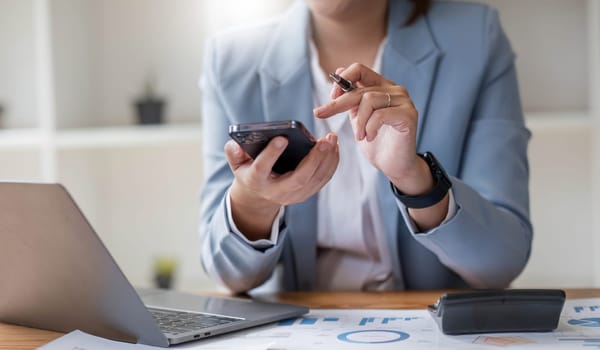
[{"left": 199, "top": 0, "right": 532, "bottom": 292}]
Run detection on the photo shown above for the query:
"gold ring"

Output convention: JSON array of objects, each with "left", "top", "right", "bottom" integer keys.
[{"left": 386, "top": 92, "right": 392, "bottom": 108}]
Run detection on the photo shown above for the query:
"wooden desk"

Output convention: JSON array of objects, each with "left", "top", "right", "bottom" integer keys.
[{"left": 2, "top": 289, "right": 599, "bottom": 350}]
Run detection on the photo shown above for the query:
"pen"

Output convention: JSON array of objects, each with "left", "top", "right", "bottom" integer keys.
[{"left": 329, "top": 72, "right": 354, "bottom": 92}]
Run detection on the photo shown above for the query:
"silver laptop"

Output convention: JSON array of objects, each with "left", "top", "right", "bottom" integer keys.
[{"left": 0, "top": 183, "right": 307, "bottom": 347}]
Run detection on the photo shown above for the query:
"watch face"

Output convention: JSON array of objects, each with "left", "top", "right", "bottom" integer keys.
[{"left": 423, "top": 152, "right": 451, "bottom": 183}]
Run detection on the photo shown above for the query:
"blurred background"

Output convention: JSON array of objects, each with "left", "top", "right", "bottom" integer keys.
[{"left": 0, "top": 0, "right": 598, "bottom": 292}]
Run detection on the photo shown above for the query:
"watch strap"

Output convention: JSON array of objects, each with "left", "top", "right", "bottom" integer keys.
[{"left": 391, "top": 152, "right": 452, "bottom": 209}]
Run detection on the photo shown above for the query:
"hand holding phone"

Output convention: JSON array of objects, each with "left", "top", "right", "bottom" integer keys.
[{"left": 224, "top": 121, "right": 339, "bottom": 241}]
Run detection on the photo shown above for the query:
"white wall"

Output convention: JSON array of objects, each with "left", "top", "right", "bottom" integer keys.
[
  {"left": 50, "top": 0, "right": 94, "bottom": 129},
  {"left": 51, "top": 0, "right": 206, "bottom": 128},
  {"left": 0, "top": 150, "right": 41, "bottom": 181},
  {"left": 514, "top": 121, "right": 594, "bottom": 288},
  {"left": 477, "top": 0, "right": 600, "bottom": 290},
  {"left": 58, "top": 142, "right": 208, "bottom": 291},
  {"left": 479, "top": 0, "right": 595, "bottom": 287},
  {"left": 0, "top": 0, "right": 37, "bottom": 128},
  {"left": 49, "top": 0, "right": 294, "bottom": 129},
  {"left": 479, "top": 0, "right": 589, "bottom": 112}
]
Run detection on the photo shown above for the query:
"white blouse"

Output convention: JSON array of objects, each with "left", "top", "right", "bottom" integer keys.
[{"left": 310, "top": 39, "right": 394, "bottom": 291}]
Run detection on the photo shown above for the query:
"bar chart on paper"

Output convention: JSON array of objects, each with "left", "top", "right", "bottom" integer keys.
[
  {"left": 242, "top": 310, "right": 434, "bottom": 348},
  {"left": 274, "top": 312, "right": 427, "bottom": 345},
  {"left": 39, "top": 299, "right": 600, "bottom": 350},
  {"left": 177, "top": 300, "right": 600, "bottom": 350}
]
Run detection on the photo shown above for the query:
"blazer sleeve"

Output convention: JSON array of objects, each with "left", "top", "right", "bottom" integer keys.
[
  {"left": 198, "top": 37, "right": 288, "bottom": 293},
  {"left": 406, "top": 8, "right": 532, "bottom": 288}
]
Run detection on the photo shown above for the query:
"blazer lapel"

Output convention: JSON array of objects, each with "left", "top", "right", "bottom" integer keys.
[
  {"left": 258, "top": 2, "right": 317, "bottom": 290},
  {"left": 379, "top": 0, "right": 443, "bottom": 289},
  {"left": 383, "top": 0, "right": 443, "bottom": 150}
]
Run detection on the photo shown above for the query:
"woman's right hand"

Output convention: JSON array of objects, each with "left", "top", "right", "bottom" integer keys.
[{"left": 225, "top": 133, "right": 339, "bottom": 241}]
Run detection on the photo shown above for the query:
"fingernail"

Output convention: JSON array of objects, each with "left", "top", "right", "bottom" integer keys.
[
  {"left": 226, "top": 142, "right": 238, "bottom": 153},
  {"left": 328, "top": 134, "right": 337, "bottom": 145},
  {"left": 319, "top": 141, "right": 330, "bottom": 152},
  {"left": 275, "top": 138, "right": 287, "bottom": 149},
  {"left": 234, "top": 144, "right": 242, "bottom": 155}
]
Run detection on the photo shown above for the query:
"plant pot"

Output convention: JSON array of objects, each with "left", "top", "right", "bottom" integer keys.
[
  {"left": 135, "top": 99, "right": 165, "bottom": 125},
  {"left": 153, "top": 256, "right": 176, "bottom": 289},
  {"left": 155, "top": 274, "right": 172, "bottom": 289}
]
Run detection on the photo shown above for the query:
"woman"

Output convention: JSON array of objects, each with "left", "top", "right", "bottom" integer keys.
[{"left": 199, "top": 0, "right": 532, "bottom": 292}]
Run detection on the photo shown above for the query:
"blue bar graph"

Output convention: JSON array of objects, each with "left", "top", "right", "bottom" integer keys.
[
  {"left": 574, "top": 306, "right": 600, "bottom": 313},
  {"left": 382, "top": 317, "right": 397, "bottom": 324},
  {"left": 278, "top": 317, "right": 341, "bottom": 326},
  {"left": 279, "top": 315, "right": 422, "bottom": 327},
  {"left": 559, "top": 338, "right": 600, "bottom": 348},
  {"left": 360, "top": 316, "right": 421, "bottom": 326},
  {"left": 300, "top": 318, "right": 318, "bottom": 325},
  {"left": 278, "top": 319, "right": 296, "bottom": 326},
  {"left": 359, "top": 317, "right": 375, "bottom": 326}
]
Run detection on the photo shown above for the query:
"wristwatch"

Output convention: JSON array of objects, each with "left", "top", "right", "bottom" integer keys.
[{"left": 390, "top": 152, "right": 452, "bottom": 209}]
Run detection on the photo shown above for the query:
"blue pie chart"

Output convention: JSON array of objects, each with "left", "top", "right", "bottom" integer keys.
[
  {"left": 337, "top": 330, "right": 410, "bottom": 344},
  {"left": 568, "top": 318, "right": 600, "bottom": 327}
]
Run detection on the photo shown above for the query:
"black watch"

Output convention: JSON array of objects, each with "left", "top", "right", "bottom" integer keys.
[{"left": 390, "top": 152, "right": 452, "bottom": 209}]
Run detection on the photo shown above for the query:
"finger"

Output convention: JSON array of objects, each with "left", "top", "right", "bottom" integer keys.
[
  {"left": 280, "top": 137, "right": 333, "bottom": 192},
  {"left": 349, "top": 105, "right": 359, "bottom": 119},
  {"left": 309, "top": 138, "right": 339, "bottom": 187},
  {"left": 365, "top": 105, "right": 416, "bottom": 142},
  {"left": 339, "top": 62, "right": 394, "bottom": 88},
  {"left": 325, "top": 132, "right": 338, "bottom": 147},
  {"left": 314, "top": 87, "right": 375, "bottom": 118},
  {"left": 355, "top": 91, "right": 391, "bottom": 140},
  {"left": 251, "top": 136, "right": 288, "bottom": 178},
  {"left": 316, "top": 68, "right": 398, "bottom": 119},
  {"left": 284, "top": 136, "right": 338, "bottom": 203},
  {"left": 224, "top": 140, "right": 251, "bottom": 171}
]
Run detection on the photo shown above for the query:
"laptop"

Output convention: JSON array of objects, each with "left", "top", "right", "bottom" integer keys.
[{"left": 0, "top": 183, "right": 307, "bottom": 347}]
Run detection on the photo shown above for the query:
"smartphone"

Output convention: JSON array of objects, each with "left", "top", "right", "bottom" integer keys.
[{"left": 228, "top": 120, "right": 316, "bottom": 174}]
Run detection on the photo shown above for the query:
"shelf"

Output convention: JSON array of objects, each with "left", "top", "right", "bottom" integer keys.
[
  {"left": 525, "top": 110, "right": 591, "bottom": 131},
  {"left": 0, "top": 113, "right": 592, "bottom": 152},
  {"left": 56, "top": 123, "right": 202, "bottom": 150},
  {"left": 0, "top": 128, "right": 43, "bottom": 150}
]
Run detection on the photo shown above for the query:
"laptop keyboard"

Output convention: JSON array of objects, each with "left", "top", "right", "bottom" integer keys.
[{"left": 149, "top": 308, "right": 241, "bottom": 335}]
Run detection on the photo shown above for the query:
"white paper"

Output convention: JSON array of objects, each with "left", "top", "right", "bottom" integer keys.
[{"left": 39, "top": 298, "right": 600, "bottom": 350}]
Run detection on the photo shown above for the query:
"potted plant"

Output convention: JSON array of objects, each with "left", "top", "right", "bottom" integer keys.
[
  {"left": 135, "top": 76, "right": 166, "bottom": 125},
  {"left": 153, "top": 256, "right": 177, "bottom": 289}
]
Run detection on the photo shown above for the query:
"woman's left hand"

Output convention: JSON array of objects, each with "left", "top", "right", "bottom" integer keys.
[{"left": 313, "top": 63, "right": 430, "bottom": 196}]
